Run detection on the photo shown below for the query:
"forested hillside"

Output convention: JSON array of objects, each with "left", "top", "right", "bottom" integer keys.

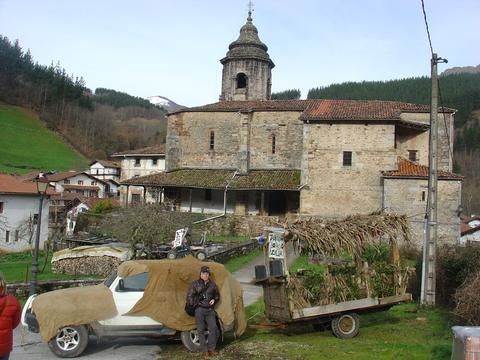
[
  {"left": 0, "top": 36, "right": 167, "bottom": 160},
  {"left": 308, "top": 74, "right": 480, "bottom": 213}
]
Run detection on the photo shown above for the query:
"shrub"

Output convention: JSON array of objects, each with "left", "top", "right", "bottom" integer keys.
[
  {"left": 436, "top": 245, "right": 480, "bottom": 307},
  {"left": 453, "top": 272, "right": 480, "bottom": 325}
]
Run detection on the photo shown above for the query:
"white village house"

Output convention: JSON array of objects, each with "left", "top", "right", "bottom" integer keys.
[
  {"left": 0, "top": 174, "right": 52, "bottom": 252},
  {"left": 111, "top": 145, "right": 166, "bottom": 205},
  {"left": 45, "top": 171, "right": 109, "bottom": 198},
  {"left": 88, "top": 160, "right": 121, "bottom": 196}
]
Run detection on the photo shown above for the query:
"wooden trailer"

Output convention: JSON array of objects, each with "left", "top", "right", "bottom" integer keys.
[{"left": 256, "top": 218, "right": 413, "bottom": 339}]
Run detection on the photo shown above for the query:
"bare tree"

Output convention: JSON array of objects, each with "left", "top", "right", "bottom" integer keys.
[{"left": 97, "top": 203, "right": 205, "bottom": 258}]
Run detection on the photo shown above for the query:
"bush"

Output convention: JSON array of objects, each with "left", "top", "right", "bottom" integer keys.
[
  {"left": 436, "top": 245, "right": 480, "bottom": 307},
  {"left": 91, "top": 199, "right": 115, "bottom": 214},
  {"left": 454, "top": 272, "right": 480, "bottom": 325}
]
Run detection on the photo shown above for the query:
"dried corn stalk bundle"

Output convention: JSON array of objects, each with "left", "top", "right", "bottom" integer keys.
[
  {"left": 283, "top": 211, "right": 410, "bottom": 259},
  {"left": 286, "top": 277, "right": 312, "bottom": 309},
  {"left": 283, "top": 212, "right": 413, "bottom": 308}
]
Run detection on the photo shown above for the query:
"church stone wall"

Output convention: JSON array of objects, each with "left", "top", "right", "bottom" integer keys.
[
  {"left": 249, "top": 111, "right": 303, "bottom": 169},
  {"left": 399, "top": 112, "right": 454, "bottom": 172},
  {"left": 383, "top": 178, "right": 462, "bottom": 246},
  {"left": 300, "top": 123, "right": 397, "bottom": 216},
  {"left": 166, "top": 112, "right": 241, "bottom": 170},
  {"left": 221, "top": 60, "right": 272, "bottom": 101},
  {"left": 166, "top": 111, "right": 303, "bottom": 171}
]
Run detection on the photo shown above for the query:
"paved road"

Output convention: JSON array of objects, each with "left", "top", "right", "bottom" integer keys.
[{"left": 12, "top": 245, "right": 298, "bottom": 359}]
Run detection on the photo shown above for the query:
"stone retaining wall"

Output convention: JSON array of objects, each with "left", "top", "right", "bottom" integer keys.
[
  {"left": 6, "top": 279, "right": 102, "bottom": 298},
  {"left": 208, "top": 240, "right": 260, "bottom": 263}
]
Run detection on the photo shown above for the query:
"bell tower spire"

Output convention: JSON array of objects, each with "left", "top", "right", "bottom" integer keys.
[{"left": 219, "top": 5, "right": 274, "bottom": 101}]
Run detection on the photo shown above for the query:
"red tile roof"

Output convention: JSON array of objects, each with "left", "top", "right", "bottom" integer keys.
[
  {"left": 461, "top": 223, "right": 480, "bottom": 236},
  {"left": 0, "top": 174, "right": 55, "bottom": 195},
  {"left": 382, "top": 158, "right": 463, "bottom": 180},
  {"left": 45, "top": 171, "right": 83, "bottom": 181},
  {"left": 111, "top": 144, "right": 166, "bottom": 157},
  {"left": 170, "top": 99, "right": 455, "bottom": 122},
  {"left": 89, "top": 160, "right": 120, "bottom": 168}
]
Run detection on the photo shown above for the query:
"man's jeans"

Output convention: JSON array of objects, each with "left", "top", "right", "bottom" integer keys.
[
  {"left": 0, "top": 353, "right": 10, "bottom": 360},
  {"left": 194, "top": 307, "right": 218, "bottom": 352}
]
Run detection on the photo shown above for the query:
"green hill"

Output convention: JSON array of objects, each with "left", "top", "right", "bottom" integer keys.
[{"left": 0, "top": 103, "right": 88, "bottom": 174}]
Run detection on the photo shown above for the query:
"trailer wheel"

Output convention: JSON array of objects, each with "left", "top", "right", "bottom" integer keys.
[{"left": 331, "top": 313, "right": 359, "bottom": 339}]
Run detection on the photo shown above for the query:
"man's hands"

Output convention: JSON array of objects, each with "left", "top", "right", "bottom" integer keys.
[{"left": 209, "top": 299, "right": 215, "bottom": 306}]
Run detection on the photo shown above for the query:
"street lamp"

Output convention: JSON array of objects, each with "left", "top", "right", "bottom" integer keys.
[{"left": 29, "top": 175, "right": 49, "bottom": 296}]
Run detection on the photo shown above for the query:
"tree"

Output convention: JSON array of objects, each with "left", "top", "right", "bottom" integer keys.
[
  {"left": 271, "top": 89, "right": 301, "bottom": 100},
  {"left": 97, "top": 204, "right": 205, "bottom": 258}
]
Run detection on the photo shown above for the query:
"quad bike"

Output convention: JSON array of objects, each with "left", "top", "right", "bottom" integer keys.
[{"left": 166, "top": 228, "right": 207, "bottom": 261}]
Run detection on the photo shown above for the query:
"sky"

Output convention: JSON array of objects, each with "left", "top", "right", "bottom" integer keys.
[{"left": 0, "top": 0, "right": 479, "bottom": 107}]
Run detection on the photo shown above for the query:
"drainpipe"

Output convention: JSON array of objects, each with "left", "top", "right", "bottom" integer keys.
[{"left": 193, "top": 170, "right": 238, "bottom": 224}]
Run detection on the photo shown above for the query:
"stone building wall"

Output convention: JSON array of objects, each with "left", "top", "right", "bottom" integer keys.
[
  {"left": 383, "top": 178, "right": 462, "bottom": 246},
  {"left": 300, "top": 123, "right": 397, "bottom": 216},
  {"left": 395, "top": 127, "right": 429, "bottom": 165},
  {"left": 249, "top": 111, "right": 304, "bottom": 169},
  {"left": 166, "top": 111, "right": 304, "bottom": 171},
  {"left": 166, "top": 112, "right": 241, "bottom": 170},
  {"left": 399, "top": 112, "right": 454, "bottom": 171},
  {"left": 220, "top": 59, "right": 272, "bottom": 101}
]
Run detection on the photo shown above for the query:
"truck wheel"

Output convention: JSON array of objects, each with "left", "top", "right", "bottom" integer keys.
[
  {"left": 195, "top": 251, "right": 207, "bottom": 261},
  {"left": 167, "top": 251, "right": 177, "bottom": 260},
  {"left": 48, "top": 325, "right": 89, "bottom": 358},
  {"left": 180, "top": 329, "right": 202, "bottom": 352},
  {"left": 331, "top": 313, "right": 360, "bottom": 339}
]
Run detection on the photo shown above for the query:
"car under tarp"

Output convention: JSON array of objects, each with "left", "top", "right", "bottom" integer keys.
[
  {"left": 31, "top": 256, "right": 246, "bottom": 342},
  {"left": 118, "top": 257, "right": 247, "bottom": 337}
]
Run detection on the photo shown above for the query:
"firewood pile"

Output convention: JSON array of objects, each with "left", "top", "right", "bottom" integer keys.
[
  {"left": 51, "top": 256, "right": 123, "bottom": 276},
  {"left": 51, "top": 245, "right": 133, "bottom": 276},
  {"left": 281, "top": 212, "right": 414, "bottom": 308}
]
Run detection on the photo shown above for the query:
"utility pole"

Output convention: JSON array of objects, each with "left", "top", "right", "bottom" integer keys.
[{"left": 422, "top": 53, "right": 447, "bottom": 306}]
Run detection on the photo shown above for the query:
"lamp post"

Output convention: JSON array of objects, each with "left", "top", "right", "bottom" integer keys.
[{"left": 29, "top": 176, "right": 49, "bottom": 297}]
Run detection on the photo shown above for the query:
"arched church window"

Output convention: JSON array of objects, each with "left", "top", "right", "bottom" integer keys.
[{"left": 236, "top": 73, "right": 247, "bottom": 89}]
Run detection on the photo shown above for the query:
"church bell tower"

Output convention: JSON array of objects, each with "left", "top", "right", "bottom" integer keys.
[{"left": 219, "top": 10, "right": 274, "bottom": 101}]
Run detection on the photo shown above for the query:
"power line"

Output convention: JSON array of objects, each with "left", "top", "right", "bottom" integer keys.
[{"left": 420, "top": 0, "right": 434, "bottom": 55}]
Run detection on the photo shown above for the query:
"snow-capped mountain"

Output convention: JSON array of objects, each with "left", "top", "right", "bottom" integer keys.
[{"left": 147, "top": 95, "right": 184, "bottom": 112}]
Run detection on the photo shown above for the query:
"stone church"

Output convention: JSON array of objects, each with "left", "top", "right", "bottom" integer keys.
[{"left": 123, "top": 12, "right": 463, "bottom": 245}]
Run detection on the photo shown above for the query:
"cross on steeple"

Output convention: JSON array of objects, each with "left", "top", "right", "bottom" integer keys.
[{"left": 247, "top": 1, "right": 254, "bottom": 20}]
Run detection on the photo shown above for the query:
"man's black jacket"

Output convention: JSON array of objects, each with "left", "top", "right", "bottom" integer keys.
[{"left": 187, "top": 279, "right": 220, "bottom": 309}]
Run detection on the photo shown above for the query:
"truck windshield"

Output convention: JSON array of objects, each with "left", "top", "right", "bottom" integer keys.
[{"left": 103, "top": 271, "right": 117, "bottom": 288}]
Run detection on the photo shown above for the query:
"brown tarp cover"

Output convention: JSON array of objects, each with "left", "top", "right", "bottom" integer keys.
[
  {"left": 118, "top": 257, "right": 247, "bottom": 337},
  {"left": 32, "top": 284, "right": 117, "bottom": 341}
]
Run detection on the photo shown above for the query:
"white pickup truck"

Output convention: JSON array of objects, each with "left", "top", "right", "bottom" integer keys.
[{"left": 21, "top": 272, "right": 212, "bottom": 358}]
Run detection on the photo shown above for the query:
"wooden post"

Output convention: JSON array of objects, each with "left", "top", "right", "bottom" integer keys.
[
  {"left": 142, "top": 186, "right": 147, "bottom": 203},
  {"left": 189, "top": 189, "right": 193, "bottom": 212},
  {"left": 260, "top": 191, "right": 265, "bottom": 215}
]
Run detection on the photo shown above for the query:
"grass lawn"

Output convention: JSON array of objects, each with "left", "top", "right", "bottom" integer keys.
[
  {"left": 0, "top": 103, "right": 88, "bottom": 174},
  {"left": 0, "top": 250, "right": 101, "bottom": 283},
  {"left": 222, "top": 249, "right": 262, "bottom": 273},
  {"left": 159, "top": 300, "right": 452, "bottom": 360}
]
